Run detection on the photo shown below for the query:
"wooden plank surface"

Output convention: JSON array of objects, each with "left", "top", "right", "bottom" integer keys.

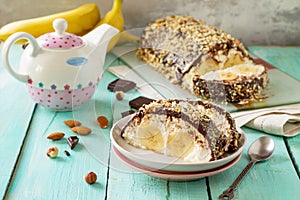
[
  {"left": 108, "top": 151, "right": 170, "bottom": 200},
  {"left": 209, "top": 128, "right": 300, "bottom": 200},
  {"left": 107, "top": 46, "right": 300, "bottom": 200},
  {"left": 3, "top": 53, "right": 120, "bottom": 199},
  {"left": 0, "top": 45, "right": 36, "bottom": 198},
  {"left": 249, "top": 46, "right": 300, "bottom": 81},
  {"left": 0, "top": 46, "right": 299, "bottom": 200},
  {"left": 249, "top": 46, "right": 300, "bottom": 177},
  {"left": 168, "top": 180, "right": 209, "bottom": 200},
  {"left": 5, "top": 106, "right": 109, "bottom": 199}
]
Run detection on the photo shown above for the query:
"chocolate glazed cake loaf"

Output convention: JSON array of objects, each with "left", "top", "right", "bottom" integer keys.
[
  {"left": 136, "top": 16, "right": 269, "bottom": 103},
  {"left": 121, "top": 99, "right": 240, "bottom": 162}
]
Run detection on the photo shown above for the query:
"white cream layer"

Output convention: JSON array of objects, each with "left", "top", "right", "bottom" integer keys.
[
  {"left": 123, "top": 113, "right": 213, "bottom": 163},
  {"left": 201, "top": 63, "right": 265, "bottom": 81}
]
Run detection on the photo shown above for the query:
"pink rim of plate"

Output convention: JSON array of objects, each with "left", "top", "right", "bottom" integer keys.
[
  {"left": 113, "top": 146, "right": 242, "bottom": 181},
  {"left": 110, "top": 114, "right": 246, "bottom": 172}
]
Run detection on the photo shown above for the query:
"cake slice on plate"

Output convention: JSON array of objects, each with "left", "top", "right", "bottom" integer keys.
[{"left": 121, "top": 99, "right": 240, "bottom": 162}]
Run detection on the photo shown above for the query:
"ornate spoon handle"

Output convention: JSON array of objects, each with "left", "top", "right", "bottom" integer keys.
[{"left": 219, "top": 160, "right": 256, "bottom": 200}]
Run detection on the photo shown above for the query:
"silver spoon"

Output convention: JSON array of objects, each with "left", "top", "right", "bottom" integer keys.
[{"left": 219, "top": 136, "right": 275, "bottom": 200}]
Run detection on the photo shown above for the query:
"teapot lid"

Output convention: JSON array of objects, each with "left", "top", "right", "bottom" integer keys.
[{"left": 37, "top": 18, "right": 84, "bottom": 49}]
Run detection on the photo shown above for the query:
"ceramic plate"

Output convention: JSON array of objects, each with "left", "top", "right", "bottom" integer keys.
[
  {"left": 113, "top": 146, "right": 242, "bottom": 181},
  {"left": 110, "top": 115, "right": 246, "bottom": 172}
]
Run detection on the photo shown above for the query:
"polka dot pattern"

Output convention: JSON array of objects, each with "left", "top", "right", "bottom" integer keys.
[
  {"left": 26, "top": 84, "right": 97, "bottom": 111},
  {"left": 37, "top": 33, "right": 84, "bottom": 49}
]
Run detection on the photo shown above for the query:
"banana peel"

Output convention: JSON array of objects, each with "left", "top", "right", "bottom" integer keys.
[{"left": 0, "top": 4, "right": 100, "bottom": 42}]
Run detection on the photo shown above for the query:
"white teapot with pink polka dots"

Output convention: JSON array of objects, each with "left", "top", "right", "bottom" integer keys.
[{"left": 2, "top": 18, "right": 118, "bottom": 111}]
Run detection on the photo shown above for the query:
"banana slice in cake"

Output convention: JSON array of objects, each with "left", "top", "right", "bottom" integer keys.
[
  {"left": 136, "top": 121, "right": 164, "bottom": 152},
  {"left": 121, "top": 99, "right": 240, "bottom": 162},
  {"left": 219, "top": 71, "right": 239, "bottom": 81},
  {"left": 235, "top": 64, "right": 261, "bottom": 75}
]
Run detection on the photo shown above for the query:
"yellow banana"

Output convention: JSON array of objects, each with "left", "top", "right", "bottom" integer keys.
[
  {"left": 117, "top": 31, "right": 139, "bottom": 45},
  {"left": 106, "top": 31, "right": 140, "bottom": 52},
  {"left": 0, "top": 4, "right": 100, "bottom": 42},
  {"left": 91, "top": 0, "right": 125, "bottom": 51},
  {"left": 96, "top": 0, "right": 124, "bottom": 31}
]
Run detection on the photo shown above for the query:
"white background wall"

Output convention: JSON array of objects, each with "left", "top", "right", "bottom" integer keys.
[{"left": 0, "top": 0, "right": 299, "bottom": 45}]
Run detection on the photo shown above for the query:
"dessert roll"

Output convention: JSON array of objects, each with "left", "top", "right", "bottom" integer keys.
[{"left": 137, "top": 16, "right": 268, "bottom": 103}]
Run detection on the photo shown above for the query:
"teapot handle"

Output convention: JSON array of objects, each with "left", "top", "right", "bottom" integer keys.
[{"left": 2, "top": 32, "right": 40, "bottom": 83}]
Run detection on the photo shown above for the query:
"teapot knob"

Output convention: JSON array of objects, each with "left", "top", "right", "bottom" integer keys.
[{"left": 53, "top": 18, "right": 68, "bottom": 35}]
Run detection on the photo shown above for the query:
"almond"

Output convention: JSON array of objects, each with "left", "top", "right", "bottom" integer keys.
[
  {"left": 71, "top": 126, "right": 92, "bottom": 135},
  {"left": 64, "top": 120, "right": 82, "bottom": 128},
  {"left": 46, "top": 132, "right": 65, "bottom": 140}
]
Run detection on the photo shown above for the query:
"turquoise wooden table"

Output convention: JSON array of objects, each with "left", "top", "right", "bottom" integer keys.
[{"left": 0, "top": 45, "right": 299, "bottom": 200}]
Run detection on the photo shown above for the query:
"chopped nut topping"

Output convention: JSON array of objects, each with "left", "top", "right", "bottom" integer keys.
[{"left": 136, "top": 16, "right": 268, "bottom": 103}]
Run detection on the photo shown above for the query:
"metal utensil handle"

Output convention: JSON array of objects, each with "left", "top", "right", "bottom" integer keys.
[
  {"left": 219, "top": 160, "right": 256, "bottom": 200},
  {"left": 230, "top": 160, "right": 256, "bottom": 189}
]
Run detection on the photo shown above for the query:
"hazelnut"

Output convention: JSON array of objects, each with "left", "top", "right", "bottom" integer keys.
[
  {"left": 85, "top": 172, "right": 97, "bottom": 184},
  {"left": 46, "top": 146, "right": 59, "bottom": 158},
  {"left": 116, "top": 91, "right": 124, "bottom": 100},
  {"left": 97, "top": 116, "right": 109, "bottom": 128}
]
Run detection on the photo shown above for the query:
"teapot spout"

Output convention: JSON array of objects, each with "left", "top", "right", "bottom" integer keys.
[{"left": 83, "top": 24, "right": 119, "bottom": 50}]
